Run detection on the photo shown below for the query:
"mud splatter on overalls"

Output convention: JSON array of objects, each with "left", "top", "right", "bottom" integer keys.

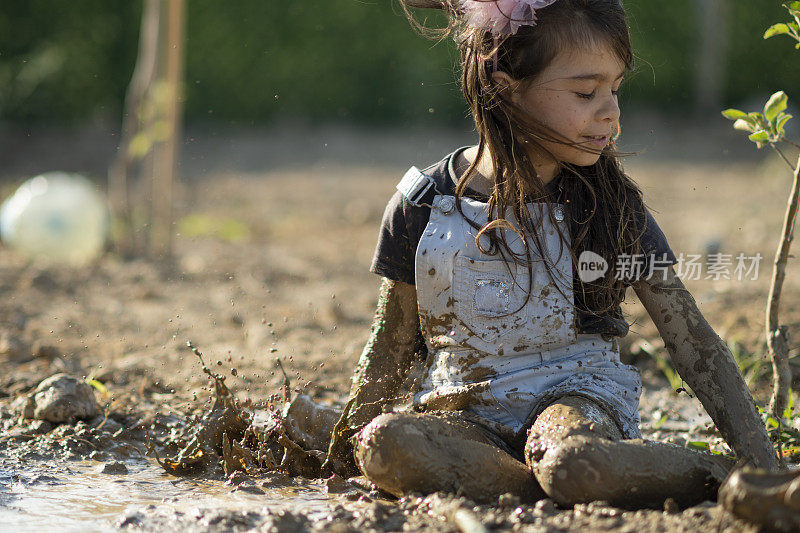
[{"left": 397, "top": 166, "right": 643, "bottom": 444}]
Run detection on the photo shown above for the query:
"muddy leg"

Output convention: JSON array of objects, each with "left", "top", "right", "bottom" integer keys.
[
  {"left": 526, "top": 396, "right": 733, "bottom": 509},
  {"left": 354, "top": 412, "right": 545, "bottom": 503}
]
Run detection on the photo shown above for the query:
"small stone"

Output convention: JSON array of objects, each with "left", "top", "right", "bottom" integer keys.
[
  {"left": 282, "top": 394, "right": 341, "bottom": 452},
  {"left": 225, "top": 471, "right": 248, "bottom": 486},
  {"left": 89, "top": 451, "right": 109, "bottom": 462},
  {"left": 498, "top": 492, "right": 521, "bottom": 508},
  {"left": 100, "top": 461, "right": 129, "bottom": 474},
  {"left": 534, "top": 498, "right": 556, "bottom": 515},
  {"left": 663, "top": 497, "right": 680, "bottom": 514},
  {"left": 31, "top": 373, "right": 100, "bottom": 423},
  {"left": 324, "top": 473, "right": 351, "bottom": 494},
  {"left": 28, "top": 419, "right": 54, "bottom": 435},
  {"left": 13, "top": 395, "right": 36, "bottom": 419},
  {"left": 346, "top": 476, "right": 373, "bottom": 492},
  {"left": 235, "top": 485, "right": 265, "bottom": 495},
  {"left": 259, "top": 471, "right": 292, "bottom": 487}
]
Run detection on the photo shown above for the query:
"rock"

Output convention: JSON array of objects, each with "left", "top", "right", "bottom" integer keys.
[
  {"left": 324, "top": 473, "right": 351, "bottom": 494},
  {"left": 534, "top": 498, "right": 556, "bottom": 515},
  {"left": 663, "top": 497, "right": 680, "bottom": 514},
  {"left": 30, "top": 373, "right": 99, "bottom": 423},
  {"left": 28, "top": 419, "right": 54, "bottom": 435},
  {"left": 12, "top": 394, "right": 36, "bottom": 419},
  {"left": 235, "top": 485, "right": 265, "bottom": 495},
  {"left": 347, "top": 476, "right": 375, "bottom": 492},
  {"left": 89, "top": 451, "right": 109, "bottom": 462},
  {"left": 282, "top": 394, "right": 341, "bottom": 452},
  {"left": 225, "top": 471, "right": 249, "bottom": 486},
  {"left": 497, "top": 492, "right": 521, "bottom": 508},
  {"left": 259, "top": 472, "right": 293, "bottom": 487},
  {"left": 100, "top": 461, "right": 129, "bottom": 474},
  {"left": 720, "top": 468, "right": 800, "bottom": 532}
]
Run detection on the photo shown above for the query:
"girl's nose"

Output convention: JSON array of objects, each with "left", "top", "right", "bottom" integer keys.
[{"left": 599, "top": 93, "right": 621, "bottom": 123}]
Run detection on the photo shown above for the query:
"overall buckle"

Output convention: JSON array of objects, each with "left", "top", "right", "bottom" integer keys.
[{"left": 396, "top": 166, "right": 434, "bottom": 207}]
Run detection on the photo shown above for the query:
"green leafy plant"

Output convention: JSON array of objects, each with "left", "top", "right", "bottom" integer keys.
[
  {"left": 764, "top": 1, "right": 800, "bottom": 46},
  {"left": 686, "top": 440, "right": 718, "bottom": 453},
  {"left": 85, "top": 378, "right": 109, "bottom": 396},
  {"left": 722, "top": 91, "right": 792, "bottom": 149},
  {"left": 721, "top": 2, "right": 800, "bottom": 422},
  {"left": 757, "top": 392, "right": 800, "bottom": 460},
  {"left": 633, "top": 339, "right": 691, "bottom": 395},
  {"left": 727, "top": 339, "right": 766, "bottom": 388}
]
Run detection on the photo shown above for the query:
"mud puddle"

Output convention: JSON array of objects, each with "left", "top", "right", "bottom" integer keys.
[{"left": 0, "top": 455, "right": 374, "bottom": 532}]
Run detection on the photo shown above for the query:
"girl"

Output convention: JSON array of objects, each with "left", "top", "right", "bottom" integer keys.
[{"left": 323, "top": 0, "right": 778, "bottom": 508}]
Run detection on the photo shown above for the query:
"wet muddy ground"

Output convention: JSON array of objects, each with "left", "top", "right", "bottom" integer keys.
[{"left": 2, "top": 146, "right": 800, "bottom": 531}]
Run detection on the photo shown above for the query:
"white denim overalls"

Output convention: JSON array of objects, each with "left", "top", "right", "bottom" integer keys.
[{"left": 396, "top": 166, "right": 643, "bottom": 441}]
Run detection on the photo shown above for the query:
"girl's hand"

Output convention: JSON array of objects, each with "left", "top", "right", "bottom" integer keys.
[
  {"left": 323, "top": 278, "right": 422, "bottom": 477},
  {"left": 324, "top": 396, "right": 363, "bottom": 478},
  {"left": 633, "top": 267, "right": 779, "bottom": 471}
]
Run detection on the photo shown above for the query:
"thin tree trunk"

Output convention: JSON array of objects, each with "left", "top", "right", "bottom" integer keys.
[
  {"left": 150, "top": 0, "right": 185, "bottom": 260},
  {"left": 767, "top": 154, "right": 800, "bottom": 419},
  {"left": 109, "top": 0, "right": 160, "bottom": 257},
  {"left": 692, "top": 0, "right": 728, "bottom": 114}
]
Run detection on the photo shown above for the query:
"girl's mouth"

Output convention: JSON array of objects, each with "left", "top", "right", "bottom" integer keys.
[{"left": 582, "top": 134, "right": 609, "bottom": 148}]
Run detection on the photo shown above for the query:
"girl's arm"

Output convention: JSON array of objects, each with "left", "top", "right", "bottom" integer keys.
[
  {"left": 323, "top": 277, "right": 422, "bottom": 476},
  {"left": 633, "top": 267, "right": 779, "bottom": 471}
]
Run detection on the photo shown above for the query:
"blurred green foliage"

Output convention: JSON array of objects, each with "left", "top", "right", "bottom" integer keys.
[{"left": 0, "top": 1, "right": 797, "bottom": 126}]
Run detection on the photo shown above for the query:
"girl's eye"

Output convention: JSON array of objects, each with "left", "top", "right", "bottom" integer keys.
[{"left": 576, "top": 87, "right": 621, "bottom": 99}]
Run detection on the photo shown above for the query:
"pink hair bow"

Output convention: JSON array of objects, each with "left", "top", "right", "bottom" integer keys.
[{"left": 460, "top": 0, "right": 559, "bottom": 36}]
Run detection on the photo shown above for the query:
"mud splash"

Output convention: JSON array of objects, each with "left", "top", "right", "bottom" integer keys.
[{"left": 148, "top": 342, "right": 327, "bottom": 479}]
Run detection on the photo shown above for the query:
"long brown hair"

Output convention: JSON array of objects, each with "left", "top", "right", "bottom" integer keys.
[{"left": 400, "top": 0, "right": 647, "bottom": 321}]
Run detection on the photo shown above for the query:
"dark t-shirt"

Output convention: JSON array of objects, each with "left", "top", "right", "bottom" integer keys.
[{"left": 370, "top": 147, "right": 677, "bottom": 339}]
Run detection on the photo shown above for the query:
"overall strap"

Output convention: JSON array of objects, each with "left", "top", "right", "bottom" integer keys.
[{"left": 396, "top": 166, "right": 438, "bottom": 208}]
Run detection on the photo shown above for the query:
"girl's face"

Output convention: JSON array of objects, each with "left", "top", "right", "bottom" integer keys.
[{"left": 497, "top": 42, "right": 625, "bottom": 169}]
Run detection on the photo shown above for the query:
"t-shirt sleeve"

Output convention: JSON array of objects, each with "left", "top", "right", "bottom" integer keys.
[
  {"left": 369, "top": 190, "right": 428, "bottom": 285},
  {"left": 624, "top": 207, "right": 678, "bottom": 285}
]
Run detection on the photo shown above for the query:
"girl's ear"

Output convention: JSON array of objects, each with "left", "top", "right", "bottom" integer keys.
[{"left": 491, "top": 71, "right": 520, "bottom": 103}]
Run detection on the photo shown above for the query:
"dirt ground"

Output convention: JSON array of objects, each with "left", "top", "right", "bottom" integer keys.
[{"left": 1, "top": 124, "right": 800, "bottom": 531}]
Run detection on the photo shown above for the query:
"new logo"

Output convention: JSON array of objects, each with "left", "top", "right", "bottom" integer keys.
[{"left": 578, "top": 251, "right": 608, "bottom": 282}]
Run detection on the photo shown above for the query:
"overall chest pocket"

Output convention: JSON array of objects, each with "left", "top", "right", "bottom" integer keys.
[{"left": 452, "top": 255, "right": 534, "bottom": 346}]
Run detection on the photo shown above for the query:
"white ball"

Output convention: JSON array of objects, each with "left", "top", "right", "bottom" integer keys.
[{"left": 0, "top": 172, "right": 109, "bottom": 265}]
